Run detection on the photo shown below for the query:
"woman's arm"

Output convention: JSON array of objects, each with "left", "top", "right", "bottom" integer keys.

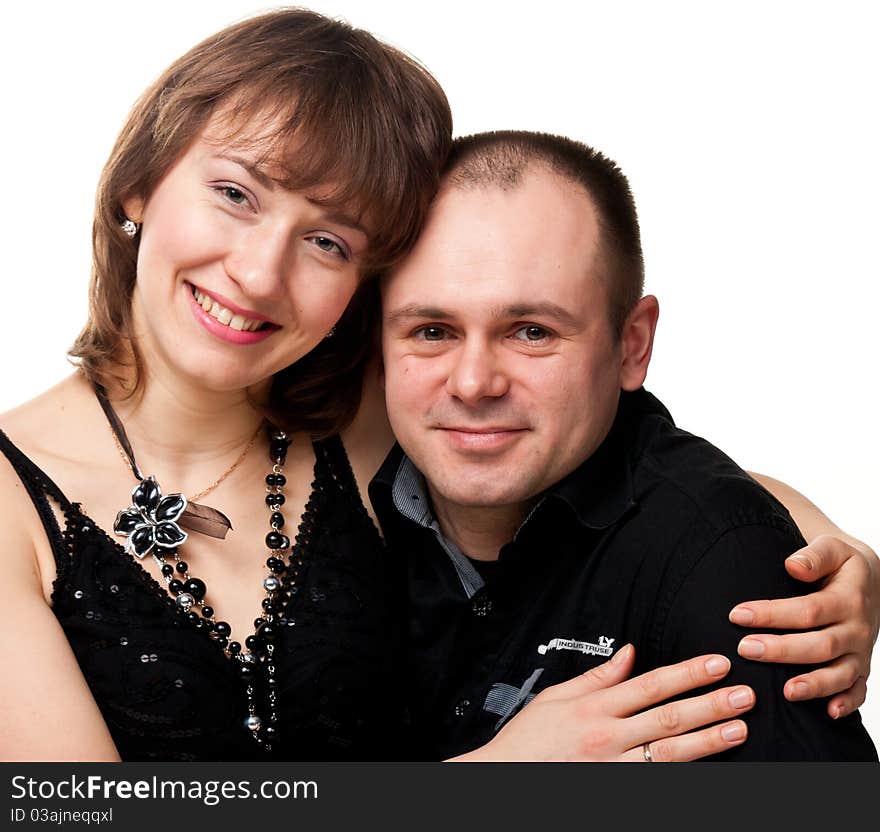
[
  {"left": 739, "top": 472, "right": 879, "bottom": 718},
  {"left": 0, "top": 458, "right": 120, "bottom": 761}
]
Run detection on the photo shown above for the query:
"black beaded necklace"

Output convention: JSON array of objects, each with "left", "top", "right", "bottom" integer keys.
[{"left": 94, "top": 385, "right": 294, "bottom": 752}]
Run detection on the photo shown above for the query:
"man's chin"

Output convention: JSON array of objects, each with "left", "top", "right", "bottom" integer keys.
[{"left": 431, "top": 476, "right": 541, "bottom": 513}]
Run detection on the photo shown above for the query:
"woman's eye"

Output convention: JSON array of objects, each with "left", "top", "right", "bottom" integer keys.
[
  {"left": 512, "top": 325, "right": 551, "bottom": 342},
  {"left": 309, "top": 236, "right": 348, "bottom": 260},
  {"left": 217, "top": 185, "right": 251, "bottom": 208}
]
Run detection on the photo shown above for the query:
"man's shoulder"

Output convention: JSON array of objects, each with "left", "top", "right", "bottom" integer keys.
[{"left": 626, "top": 391, "right": 797, "bottom": 538}]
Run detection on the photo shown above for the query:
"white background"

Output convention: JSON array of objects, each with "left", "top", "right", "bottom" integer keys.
[{"left": 1, "top": 1, "right": 877, "bottom": 740}]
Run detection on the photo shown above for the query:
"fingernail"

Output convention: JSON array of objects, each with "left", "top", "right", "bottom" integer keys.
[
  {"left": 705, "top": 656, "right": 730, "bottom": 676},
  {"left": 611, "top": 644, "right": 631, "bottom": 665},
  {"left": 831, "top": 705, "right": 842, "bottom": 719},
  {"left": 721, "top": 722, "right": 746, "bottom": 742},
  {"left": 729, "top": 606, "right": 755, "bottom": 625},
  {"left": 738, "top": 638, "right": 765, "bottom": 659},
  {"left": 788, "top": 554, "right": 814, "bottom": 571},
  {"left": 728, "top": 687, "right": 754, "bottom": 709},
  {"left": 787, "top": 681, "right": 810, "bottom": 701}
]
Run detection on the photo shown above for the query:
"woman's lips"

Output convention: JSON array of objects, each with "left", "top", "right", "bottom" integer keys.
[{"left": 187, "top": 284, "right": 279, "bottom": 345}]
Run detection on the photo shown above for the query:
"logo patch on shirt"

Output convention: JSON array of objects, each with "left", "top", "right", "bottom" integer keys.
[{"left": 537, "top": 635, "right": 615, "bottom": 657}]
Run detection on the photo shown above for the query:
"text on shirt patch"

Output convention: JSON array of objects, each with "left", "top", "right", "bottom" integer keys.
[{"left": 537, "top": 635, "right": 616, "bottom": 657}]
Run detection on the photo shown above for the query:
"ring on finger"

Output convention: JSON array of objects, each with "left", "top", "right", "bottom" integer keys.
[{"left": 643, "top": 742, "right": 653, "bottom": 762}]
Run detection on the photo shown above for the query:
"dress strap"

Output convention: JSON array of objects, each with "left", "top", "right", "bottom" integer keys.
[
  {"left": 314, "top": 434, "right": 358, "bottom": 492},
  {"left": 0, "top": 429, "right": 74, "bottom": 571},
  {"left": 313, "top": 434, "right": 379, "bottom": 532}
]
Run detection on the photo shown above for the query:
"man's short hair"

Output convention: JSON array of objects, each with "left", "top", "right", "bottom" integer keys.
[{"left": 445, "top": 131, "right": 644, "bottom": 335}]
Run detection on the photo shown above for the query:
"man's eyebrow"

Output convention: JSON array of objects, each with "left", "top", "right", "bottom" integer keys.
[
  {"left": 385, "top": 305, "right": 452, "bottom": 324},
  {"left": 385, "top": 302, "right": 582, "bottom": 329},
  {"left": 501, "top": 302, "right": 582, "bottom": 329}
]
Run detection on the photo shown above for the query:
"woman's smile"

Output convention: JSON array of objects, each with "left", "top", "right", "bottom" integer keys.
[{"left": 186, "top": 282, "right": 281, "bottom": 345}]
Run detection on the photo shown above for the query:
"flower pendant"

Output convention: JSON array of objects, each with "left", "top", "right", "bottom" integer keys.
[{"left": 113, "top": 475, "right": 188, "bottom": 558}]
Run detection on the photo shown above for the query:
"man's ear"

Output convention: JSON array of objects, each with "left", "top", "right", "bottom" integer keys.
[
  {"left": 620, "top": 295, "right": 659, "bottom": 391},
  {"left": 122, "top": 194, "right": 145, "bottom": 224}
]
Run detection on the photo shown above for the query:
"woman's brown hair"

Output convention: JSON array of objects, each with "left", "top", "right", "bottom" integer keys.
[{"left": 70, "top": 7, "right": 452, "bottom": 437}]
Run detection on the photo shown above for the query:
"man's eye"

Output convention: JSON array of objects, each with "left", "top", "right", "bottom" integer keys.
[
  {"left": 415, "top": 326, "right": 447, "bottom": 341},
  {"left": 512, "top": 325, "right": 551, "bottom": 342}
]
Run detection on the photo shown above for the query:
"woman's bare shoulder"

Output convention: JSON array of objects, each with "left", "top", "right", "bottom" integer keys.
[
  {"left": 0, "top": 375, "right": 93, "bottom": 598},
  {"left": 1, "top": 372, "right": 91, "bottom": 446}
]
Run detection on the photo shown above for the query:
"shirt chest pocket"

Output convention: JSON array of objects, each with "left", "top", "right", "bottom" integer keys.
[{"left": 482, "top": 641, "right": 618, "bottom": 731}]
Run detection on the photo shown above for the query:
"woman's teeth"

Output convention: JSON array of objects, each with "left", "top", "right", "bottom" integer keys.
[{"left": 192, "top": 288, "right": 264, "bottom": 331}]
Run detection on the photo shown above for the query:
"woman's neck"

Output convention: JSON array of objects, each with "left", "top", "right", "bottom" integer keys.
[{"left": 93, "top": 365, "right": 269, "bottom": 492}]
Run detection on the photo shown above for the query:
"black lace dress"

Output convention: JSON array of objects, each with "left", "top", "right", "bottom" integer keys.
[{"left": 0, "top": 431, "right": 403, "bottom": 761}]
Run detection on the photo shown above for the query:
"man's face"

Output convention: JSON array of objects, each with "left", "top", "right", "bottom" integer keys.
[{"left": 382, "top": 167, "right": 628, "bottom": 516}]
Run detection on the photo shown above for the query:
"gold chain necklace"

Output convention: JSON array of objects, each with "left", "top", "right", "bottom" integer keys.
[{"left": 109, "top": 421, "right": 264, "bottom": 501}]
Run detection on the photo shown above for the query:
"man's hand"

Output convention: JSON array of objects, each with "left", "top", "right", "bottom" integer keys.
[
  {"left": 729, "top": 534, "right": 880, "bottom": 718},
  {"left": 452, "top": 645, "right": 754, "bottom": 762}
]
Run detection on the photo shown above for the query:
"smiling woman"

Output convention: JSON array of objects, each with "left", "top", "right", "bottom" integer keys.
[
  {"left": 0, "top": 7, "right": 452, "bottom": 762},
  {"left": 71, "top": 10, "right": 449, "bottom": 437},
  {"left": 117, "top": 117, "right": 366, "bottom": 398}
]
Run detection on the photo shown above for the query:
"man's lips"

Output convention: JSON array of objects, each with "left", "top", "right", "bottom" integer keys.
[
  {"left": 435, "top": 426, "right": 529, "bottom": 452},
  {"left": 438, "top": 426, "right": 527, "bottom": 433}
]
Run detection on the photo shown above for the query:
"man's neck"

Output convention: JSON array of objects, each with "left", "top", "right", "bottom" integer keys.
[{"left": 428, "top": 487, "right": 537, "bottom": 562}]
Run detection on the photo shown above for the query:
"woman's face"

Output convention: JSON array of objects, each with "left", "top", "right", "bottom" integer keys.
[{"left": 124, "top": 115, "right": 368, "bottom": 396}]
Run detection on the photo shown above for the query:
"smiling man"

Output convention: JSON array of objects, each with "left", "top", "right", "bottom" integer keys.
[{"left": 370, "top": 131, "right": 877, "bottom": 761}]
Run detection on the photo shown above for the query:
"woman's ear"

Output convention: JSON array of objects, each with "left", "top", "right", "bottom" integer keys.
[{"left": 121, "top": 195, "right": 145, "bottom": 224}]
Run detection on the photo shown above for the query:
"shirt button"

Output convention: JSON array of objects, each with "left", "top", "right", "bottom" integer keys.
[
  {"left": 472, "top": 596, "right": 493, "bottom": 616},
  {"left": 454, "top": 699, "right": 471, "bottom": 717}
]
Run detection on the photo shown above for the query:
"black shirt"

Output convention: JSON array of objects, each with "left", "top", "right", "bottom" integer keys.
[{"left": 370, "top": 388, "right": 878, "bottom": 761}]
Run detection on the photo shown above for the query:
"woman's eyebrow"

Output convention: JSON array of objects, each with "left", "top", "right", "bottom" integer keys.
[
  {"left": 308, "top": 202, "right": 367, "bottom": 235},
  {"left": 212, "top": 152, "right": 277, "bottom": 190},
  {"left": 211, "top": 152, "right": 366, "bottom": 235}
]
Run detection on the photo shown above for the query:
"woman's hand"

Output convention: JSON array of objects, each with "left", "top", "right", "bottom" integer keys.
[
  {"left": 452, "top": 645, "right": 753, "bottom": 762},
  {"left": 730, "top": 533, "right": 879, "bottom": 718}
]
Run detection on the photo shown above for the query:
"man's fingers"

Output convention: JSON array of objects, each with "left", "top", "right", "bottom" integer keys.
[
  {"left": 737, "top": 626, "right": 859, "bottom": 665},
  {"left": 827, "top": 675, "right": 868, "bottom": 719},
  {"left": 537, "top": 643, "right": 636, "bottom": 701},
  {"left": 598, "top": 654, "right": 731, "bottom": 716},
  {"left": 624, "top": 720, "right": 749, "bottom": 762},
  {"left": 729, "top": 590, "right": 847, "bottom": 631},
  {"left": 782, "top": 655, "right": 866, "bottom": 702}
]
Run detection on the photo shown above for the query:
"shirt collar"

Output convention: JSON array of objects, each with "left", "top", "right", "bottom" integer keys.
[
  {"left": 541, "top": 388, "right": 672, "bottom": 528},
  {"left": 371, "top": 387, "right": 673, "bottom": 538}
]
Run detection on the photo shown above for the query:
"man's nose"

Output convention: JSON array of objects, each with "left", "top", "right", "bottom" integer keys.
[{"left": 445, "top": 340, "right": 510, "bottom": 405}]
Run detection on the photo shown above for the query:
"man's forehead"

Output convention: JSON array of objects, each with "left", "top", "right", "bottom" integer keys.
[{"left": 385, "top": 167, "right": 601, "bottom": 296}]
